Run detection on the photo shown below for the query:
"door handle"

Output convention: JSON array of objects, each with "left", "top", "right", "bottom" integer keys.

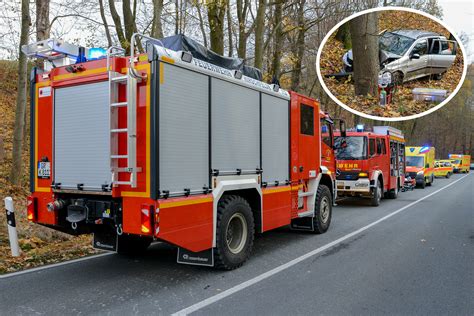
[{"left": 299, "top": 166, "right": 304, "bottom": 172}]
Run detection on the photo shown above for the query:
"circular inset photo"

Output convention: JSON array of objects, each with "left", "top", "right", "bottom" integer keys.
[{"left": 317, "top": 7, "right": 467, "bottom": 120}]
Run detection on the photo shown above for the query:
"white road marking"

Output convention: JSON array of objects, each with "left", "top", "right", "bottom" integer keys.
[
  {"left": 172, "top": 174, "right": 471, "bottom": 315},
  {"left": 0, "top": 253, "right": 113, "bottom": 279}
]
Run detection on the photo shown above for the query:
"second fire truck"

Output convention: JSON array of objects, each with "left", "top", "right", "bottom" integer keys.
[{"left": 335, "top": 126, "right": 406, "bottom": 206}]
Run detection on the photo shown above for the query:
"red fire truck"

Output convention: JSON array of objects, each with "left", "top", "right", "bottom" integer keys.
[
  {"left": 24, "top": 34, "right": 345, "bottom": 269},
  {"left": 334, "top": 126, "right": 405, "bottom": 206}
]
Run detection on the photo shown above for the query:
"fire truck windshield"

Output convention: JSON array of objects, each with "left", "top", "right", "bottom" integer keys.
[
  {"left": 406, "top": 156, "right": 424, "bottom": 167},
  {"left": 335, "top": 136, "right": 367, "bottom": 160}
]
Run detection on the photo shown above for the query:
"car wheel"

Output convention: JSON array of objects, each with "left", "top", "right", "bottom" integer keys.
[
  {"left": 418, "top": 179, "right": 426, "bottom": 189},
  {"left": 388, "top": 185, "right": 398, "bottom": 199},
  {"left": 214, "top": 195, "right": 254, "bottom": 270},
  {"left": 371, "top": 179, "right": 382, "bottom": 206},
  {"left": 432, "top": 72, "right": 443, "bottom": 80},
  {"left": 313, "top": 185, "right": 332, "bottom": 234},
  {"left": 446, "top": 172, "right": 450, "bottom": 178}
]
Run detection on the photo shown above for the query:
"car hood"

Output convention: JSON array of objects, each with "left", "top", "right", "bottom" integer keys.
[{"left": 344, "top": 49, "right": 401, "bottom": 66}]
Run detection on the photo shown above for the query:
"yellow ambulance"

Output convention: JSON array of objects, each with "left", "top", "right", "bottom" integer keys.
[
  {"left": 434, "top": 160, "right": 454, "bottom": 178},
  {"left": 448, "top": 154, "right": 471, "bottom": 173},
  {"left": 406, "top": 146, "right": 435, "bottom": 188}
]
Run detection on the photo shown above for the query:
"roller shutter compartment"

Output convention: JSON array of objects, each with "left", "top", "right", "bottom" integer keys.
[{"left": 54, "top": 81, "right": 110, "bottom": 190}]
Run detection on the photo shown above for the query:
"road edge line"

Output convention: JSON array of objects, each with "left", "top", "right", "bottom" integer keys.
[
  {"left": 172, "top": 173, "right": 471, "bottom": 315},
  {"left": 0, "top": 252, "right": 113, "bottom": 279}
]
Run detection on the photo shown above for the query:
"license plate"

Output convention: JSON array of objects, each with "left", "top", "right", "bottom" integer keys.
[{"left": 37, "top": 162, "right": 51, "bottom": 179}]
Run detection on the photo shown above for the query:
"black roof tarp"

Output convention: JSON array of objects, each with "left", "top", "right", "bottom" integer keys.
[{"left": 151, "top": 34, "right": 262, "bottom": 81}]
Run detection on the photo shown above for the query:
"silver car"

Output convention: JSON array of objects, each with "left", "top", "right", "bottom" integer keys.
[{"left": 342, "top": 30, "right": 457, "bottom": 84}]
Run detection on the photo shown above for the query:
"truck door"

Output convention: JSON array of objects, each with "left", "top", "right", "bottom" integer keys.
[
  {"left": 298, "top": 102, "right": 318, "bottom": 181},
  {"left": 321, "top": 118, "right": 335, "bottom": 175}
]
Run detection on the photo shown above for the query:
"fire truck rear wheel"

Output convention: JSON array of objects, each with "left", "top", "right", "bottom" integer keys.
[
  {"left": 371, "top": 179, "right": 382, "bottom": 206},
  {"left": 117, "top": 235, "right": 152, "bottom": 255},
  {"left": 387, "top": 186, "right": 398, "bottom": 199},
  {"left": 312, "top": 185, "right": 332, "bottom": 234},
  {"left": 214, "top": 195, "right": 255, "bottom": 270}
]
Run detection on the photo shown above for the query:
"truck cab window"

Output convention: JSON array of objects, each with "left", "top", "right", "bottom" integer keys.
[
  {"left": 369, "top": 138, "right": 376, "bottom": 157},
  {"left": 300, "top": 104, "right": 314, "bottom": 136},
  {"left": 381, "top": 139, "right": 387, "bottom": 154},
  {"left": 321, "top": 119, "right": 333, "bottom": 147},
  {"left": 376, "top": 138, "right": 383, "bottom": 155}
]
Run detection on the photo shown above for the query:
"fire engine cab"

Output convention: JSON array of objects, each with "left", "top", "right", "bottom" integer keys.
[
  {"left": 334, "top": 126, "right": 405, "bottom": 206},
  {"left": 24, "top": 34, "right": 345, "bottom": 269}
]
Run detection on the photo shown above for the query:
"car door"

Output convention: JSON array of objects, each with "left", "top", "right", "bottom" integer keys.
[
  {"left": 405, "top": 39, "right": 429, "bottom": 81},
  {"left": 429, "top": 38, "right": 456, "bottom": 74}
]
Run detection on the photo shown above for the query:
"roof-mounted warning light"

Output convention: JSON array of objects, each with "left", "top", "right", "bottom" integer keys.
[{"left": 356, "top": 124, "right": 364, "bottom": 132}]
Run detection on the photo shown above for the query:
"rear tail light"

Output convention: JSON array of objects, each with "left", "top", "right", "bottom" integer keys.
[
  {"left": 27, "top": 196, "right": 37, "bottom": 222},
  {"left": 140, "top": 204, "right": 153, "bottom": 234}
]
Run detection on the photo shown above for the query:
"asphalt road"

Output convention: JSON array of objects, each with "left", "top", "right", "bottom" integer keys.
[{"left": 1, "top": 173, "right": 472, "bottom": 315}]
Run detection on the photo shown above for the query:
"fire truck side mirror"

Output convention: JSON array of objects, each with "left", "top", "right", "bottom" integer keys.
[{"left": 339, "top": 121, "right": 347, "bottom": 138}]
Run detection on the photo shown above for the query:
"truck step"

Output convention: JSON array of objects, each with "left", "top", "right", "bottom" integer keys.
[{"left": 297, "top": 210, "right": 314, "bottom": 218}]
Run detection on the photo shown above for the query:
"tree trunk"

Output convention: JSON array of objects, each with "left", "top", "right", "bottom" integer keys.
[
  {"left": 98, "top": 0, "right": 113, "bottom": 47},
  {"left": 109, "top": 0, "right": 127, "bottom": 50},
  {"left": 290, "top": 0, "right": 306, "bottom": 91},
  {"left": 236, "top": 0, "right": 249, "bottom": 59},
  {"left": 207, "top": 0, "right": 227, "bottom": 55},
  {"left": 36, "top": 0, "right": 50, "bottom": 41},
  {"left": 10, "top": 0, "right": 30, "bottom": 185},
  {"left": 335, "top": 23, "right": 351, "bottom": 49},
  {"left": 349, "top": 12, "right": 379, "bottom": 96},
  {"left": 226, "top": 0, "right": 234, "bottom": 57},
  {"left": 271, "top": 0, "right": 283, "bottom": 80},
  {"left": 151, "top": 0, "right": 164, "bottom": 39},
  {"left": 195, "top": 1, "right": 208, "bottom": 47},
  {"left": 253, "top": 0, "right": 266, "bottom": 70}
]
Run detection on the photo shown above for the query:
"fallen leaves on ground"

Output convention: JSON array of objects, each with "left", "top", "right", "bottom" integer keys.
[{"left": 0, "top": 60, "right": 98, "bottom": 275}]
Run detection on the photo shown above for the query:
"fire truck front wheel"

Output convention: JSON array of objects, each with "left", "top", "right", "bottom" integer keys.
[
  {"left": 312, "top": 185, "right": 332, "bottom": 234},
  {"left": 371, "top": 179, "right": 382, "bottom": 206},
  {"left": 214, "top": 195, "right": 255, "bottom": 270}
]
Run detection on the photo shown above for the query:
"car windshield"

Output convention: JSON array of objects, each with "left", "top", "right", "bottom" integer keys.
[
  {"left": 335, "top": 136, "right": 367, "bottom": 160},
  {"left": 443, "top": 162, "right": 451, "bottom": 167},
  {"left": 379, "top": 32, "right": 415, "bottom": 55},
  {"left": 452, "top": 159, "right": 461, "bottom": 164},
  {"left": 406, "top": 156, "right": 424, "bottom": 167}
]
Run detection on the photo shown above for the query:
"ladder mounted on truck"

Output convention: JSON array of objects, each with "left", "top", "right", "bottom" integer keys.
[{"left": 106, "top": 47, "right": 142, "bottom": 188}]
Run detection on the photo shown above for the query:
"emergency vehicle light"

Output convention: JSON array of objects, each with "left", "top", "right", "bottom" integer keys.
[
  {"left": 87, "top": 47, "right": 107, "bottom": 60},
  {"left": 359, "top": 172, "right": 368, "bottom": 178},
  {"left": 356, "top": 124, "right": 364, "bottom": 132},
  {"left": 419, "top": 146, "right": 430, "bottom": 153}
]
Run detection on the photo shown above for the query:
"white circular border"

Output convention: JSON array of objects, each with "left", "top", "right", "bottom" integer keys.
[{"left": 316, "top": 6, "right": 468, "bottom": 122}]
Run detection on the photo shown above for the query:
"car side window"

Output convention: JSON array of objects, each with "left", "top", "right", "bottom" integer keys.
[
  {"left": 369, "top": 139, "right": 376, "bottom": 157},
  {"left": 429, "top": 39, "right": 441, "bottom": 54},
  {"left": 412, "top": 40, "right": 428, "bottom": 56}
]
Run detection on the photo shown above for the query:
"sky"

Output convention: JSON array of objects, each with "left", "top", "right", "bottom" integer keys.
[{"left": 438, "top": 0, "right": 474, "bottom": 63}]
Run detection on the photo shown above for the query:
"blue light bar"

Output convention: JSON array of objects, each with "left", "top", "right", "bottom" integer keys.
[
  {"left": 356, "top": 124, "right": 364, "bottom": 132},
  {"left": 419, "top": 146, "right": 430, "bottom": 153},
  {"left": 87, "top": 47, "right": 107, "bottom": 60}
]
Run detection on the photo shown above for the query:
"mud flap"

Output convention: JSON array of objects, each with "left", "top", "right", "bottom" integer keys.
[
  {"left": 177, "top": 248, "right": 214, "bottom": 267},
  {"left": 290, "top": 217, "right": 314, "bottom": 231},
  {"left": 93, "top": 229, "right": 117, "bottom": 252}
]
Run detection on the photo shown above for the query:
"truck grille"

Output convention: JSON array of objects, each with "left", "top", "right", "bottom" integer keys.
[
  {"left": 407, "top": 172, "right": 417, "bottom": 179},
  {"left": 337, "top": 171, "right": 359, "bottom": 181}
]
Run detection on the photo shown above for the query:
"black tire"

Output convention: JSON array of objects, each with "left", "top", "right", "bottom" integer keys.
[
  {"left": 313, "top": 185, "right": 332, "bottom": 234},
  {"left": 446, "top": 172, "right": 451, "bottom": 178},
  {"left": 371, "top": 179, "right": 382, "bottom": 206},
  {"left": 387, "top": 185, "right": 398, "bottom": 199},
  {"left": 426, "top": 174, "right": 433, "bottom": 186},
  {"left": 214, "top": 195, "right": 254, "bottom": 270},
  {"left": 117, "top": 234, "right": 152, "bottom": 255},
  {"left": 419, "top": 179, "right": 426, "bottom": 189},
  {"left": 432, "top": 72, "right": 443, "bottom": 80}
]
